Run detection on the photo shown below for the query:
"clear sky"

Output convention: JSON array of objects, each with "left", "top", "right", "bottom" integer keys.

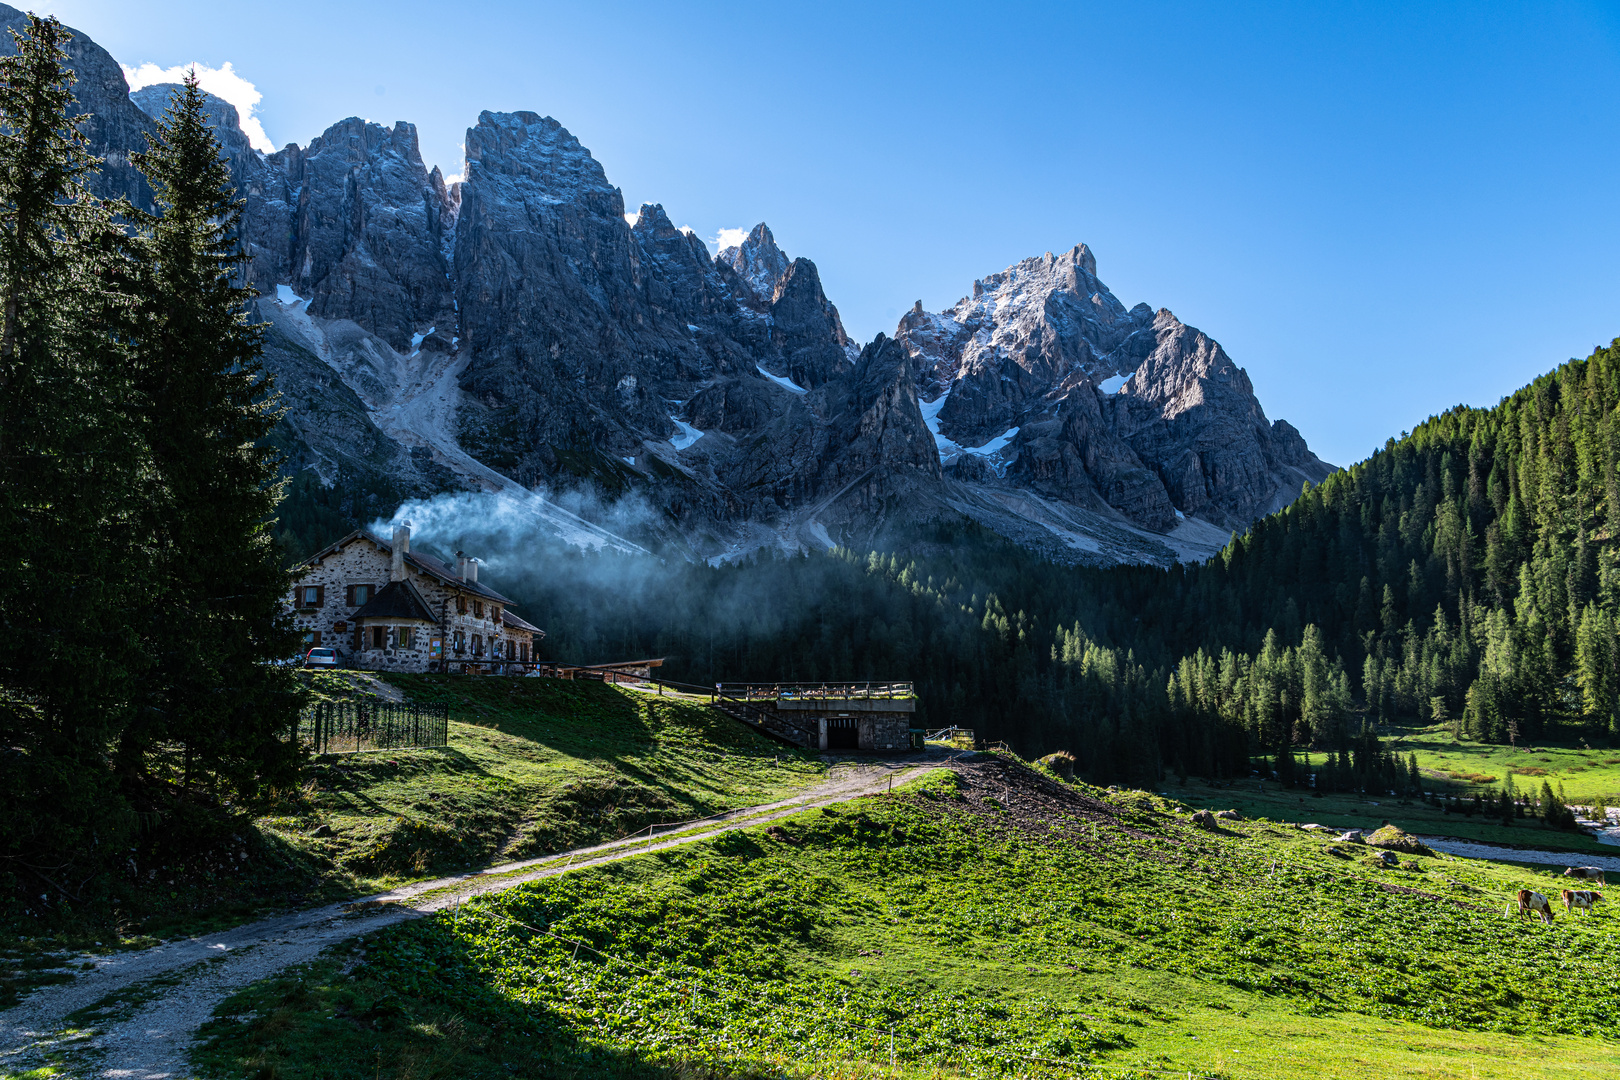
[{"left": 41, "top": 0, "right": 1620, "bottom": 468}]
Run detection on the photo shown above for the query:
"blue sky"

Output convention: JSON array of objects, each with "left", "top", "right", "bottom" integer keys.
[{"left": 47, "top": 0, "right": 1620, "bottom": 468}]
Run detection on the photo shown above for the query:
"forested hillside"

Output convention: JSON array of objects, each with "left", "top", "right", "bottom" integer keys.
[{"left": 1165, "top": 340, "right": 1620, "bottom": 748}]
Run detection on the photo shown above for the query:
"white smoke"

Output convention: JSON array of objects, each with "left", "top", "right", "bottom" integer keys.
[
  {"left": 122, "top": 61, "right": 274, "bottom": 152},
  {"left": 372, "top": 486, "right": 658, "bottom": 577}
]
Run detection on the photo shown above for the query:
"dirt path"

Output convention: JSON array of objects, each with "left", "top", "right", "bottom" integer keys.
[{"left": 0, "top": 757, "right": 945, "bottom": 1079}]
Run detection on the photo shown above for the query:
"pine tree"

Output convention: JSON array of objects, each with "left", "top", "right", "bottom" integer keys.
[
  {"left": 123, "top": 73, "right": 300, "bottom": 798},
  {"left": 0, "top": 15, "right": 147, "bottom": 891}
]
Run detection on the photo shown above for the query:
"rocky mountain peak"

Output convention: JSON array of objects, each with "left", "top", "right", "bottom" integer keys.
[
  {"left": 0, "top": 4, "right": 155, "bottom": 207},
  {"left": 464, "top": 111, "right": 622, "bottom": 217},
  {"left": 897, "top": 243, "right": 1333, "bottom": 536},
  {"left": 719, "top": 222, "right": 791, "bottom": 305}
]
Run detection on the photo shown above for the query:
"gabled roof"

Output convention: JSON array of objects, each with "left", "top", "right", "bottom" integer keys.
[
  {"left": 300, "top": 530, "right": 515, "bottom": 604},
  {"left": 501, "top": 609, "right": 545, "bottom": 637},
  {"left": 353, "top": 578, "right": 438, "bottom": 623}
]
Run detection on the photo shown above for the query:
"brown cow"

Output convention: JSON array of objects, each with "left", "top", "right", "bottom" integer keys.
[
  {"left": 1507, "top": 889, "right": 1555, "bottom": 924},
  {"left": 1562, "top": 866, "right": 1608, "bottom": 886},
  {"left": 1561, "top": 889, "right": 1604, "bottom": 916}
]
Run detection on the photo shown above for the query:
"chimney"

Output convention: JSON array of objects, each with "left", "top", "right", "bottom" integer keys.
[
  {"left": 391, "top": 522, "right": 410, "bottom": 582},
  {"left": 457, "top": 550, "right": 477, "bottom": 583}
]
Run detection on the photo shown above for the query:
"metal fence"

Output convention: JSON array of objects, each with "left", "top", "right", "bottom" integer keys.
[{"left": 299, "top": 699, "right": 450, "bottom": 755}]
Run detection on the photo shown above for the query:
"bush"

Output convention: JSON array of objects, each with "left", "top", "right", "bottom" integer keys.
[{"left": 1037, "top": 751, "right": 1076, "bottom": 780}]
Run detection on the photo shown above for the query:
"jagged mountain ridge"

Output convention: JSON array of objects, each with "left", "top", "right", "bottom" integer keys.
[
  {"left": 897, "top": 247, "right": 1332, "bottom": 534},
  {"left": 20, "top": 4, "right": 1332, "bottom": 565}
]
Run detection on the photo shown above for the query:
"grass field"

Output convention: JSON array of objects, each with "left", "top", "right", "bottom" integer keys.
[
  {"left": 193, "top": 757, "right": 1620, "bottom": 1080},
  {"left": 1170, "top": 776, "right": 1615, "bottom": 854},
  {"left": 1385, "top": 721, "right": 1620, "bottom": 804}
]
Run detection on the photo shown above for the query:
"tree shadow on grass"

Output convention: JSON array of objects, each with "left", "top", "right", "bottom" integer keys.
[{"left": 191, "top": 918, "right": 793, "bottom": 1080}]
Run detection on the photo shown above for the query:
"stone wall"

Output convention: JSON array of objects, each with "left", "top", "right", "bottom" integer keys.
[{"left": 859, "top": 713, "right": 913, "bottom": 753}]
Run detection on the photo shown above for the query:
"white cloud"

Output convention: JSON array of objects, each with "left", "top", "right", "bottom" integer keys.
[
  {"left": 624, "top": 210, "right": 639, "bottom": 227},
  {"left": 121, "top": 61, "right": 274, "bottom": 152},
  {"left": 712, "top": 226, "right": 749, "bottom": 251},
  {"left": 445, "top": 173, "right": 464, "bottom": 186},
  {"left": 678, "top": 225, "right": 696, "bottom": 236}
]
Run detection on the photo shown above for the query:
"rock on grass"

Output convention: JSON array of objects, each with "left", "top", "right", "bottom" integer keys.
[{"left": 1364, "top": 825, "right": 1435, "bottom": 856}]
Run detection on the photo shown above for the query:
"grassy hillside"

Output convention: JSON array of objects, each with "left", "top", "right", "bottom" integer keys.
[
  {"left": 193, "top": 754, "right": 1620, "bottom": 1080},
  {"left": 261, "top": 674, "right": 825, "bottom": 893},
  {"left": 0, "top": 677, "right": 823, "bottom": 1007}
]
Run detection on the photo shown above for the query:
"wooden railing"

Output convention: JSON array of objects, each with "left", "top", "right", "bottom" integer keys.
[{"left": 718, "top": 681, "right": 915, "bottom": 702}]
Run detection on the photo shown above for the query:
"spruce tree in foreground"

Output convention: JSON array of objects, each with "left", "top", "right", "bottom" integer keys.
[
  {"left": 123, "top": 73, "right": 300, "bottom": 799},
  {"left": 0, "top": 15, "right": 147, "bottom": 898}
]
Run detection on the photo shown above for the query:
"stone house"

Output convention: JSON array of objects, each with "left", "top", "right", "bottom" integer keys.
[{"left": 289, "top": 524, "right": 543, "bottom": 673}]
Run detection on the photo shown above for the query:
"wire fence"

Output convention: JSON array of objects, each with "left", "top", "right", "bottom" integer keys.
[{"left": 300, "top": 699, "right": 450, "bottom": 755}]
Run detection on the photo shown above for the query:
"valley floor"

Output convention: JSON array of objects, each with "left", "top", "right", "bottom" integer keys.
[{"left": 5, "top": 689, "right": 1619, "bottom": 1079}]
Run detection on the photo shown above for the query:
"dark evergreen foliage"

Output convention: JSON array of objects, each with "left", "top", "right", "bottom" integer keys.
[
  {"left": 123, "top": 72, "right": 299, "bottom": 799},
  {"left": 0, "top": 28, "right": 299, "bottom": 919},
  {"left": 0, "top": 14, "right": 146, "bottom": 910}
]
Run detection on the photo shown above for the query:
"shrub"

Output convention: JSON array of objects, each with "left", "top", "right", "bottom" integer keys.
[{"left": 1036, "top": 751, "right": 1076, "bottom": 780}]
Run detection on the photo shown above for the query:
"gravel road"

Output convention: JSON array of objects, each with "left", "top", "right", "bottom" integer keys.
[{"left": 1, "top": 757, "right": 945, "bottom": 1079}]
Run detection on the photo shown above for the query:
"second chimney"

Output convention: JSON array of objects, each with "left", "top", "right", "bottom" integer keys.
[
  {"left": 391, "top": 523, "right": 411, "bottom": 582},
  {"left": 457, "top": 550, "right": 477, "bottom": 583}
]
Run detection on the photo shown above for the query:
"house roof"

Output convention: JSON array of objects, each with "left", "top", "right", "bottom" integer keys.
[
  {"left": 352, "top": 578, "right": 438, "bottom": 623},
  {"left": 300, "top": 530, "right": 515, "bottom": 604},
  {"left": 501, "top": 609, "right": 545, "bottom": 637}
]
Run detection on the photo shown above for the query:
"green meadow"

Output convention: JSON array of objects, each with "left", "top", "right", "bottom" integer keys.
[
  {"left": 193, "top": 759, "right": 1620, "bottom": 1080},
  {"left": 1387, "top": 722, "right": 1620, "bottom": 805}
]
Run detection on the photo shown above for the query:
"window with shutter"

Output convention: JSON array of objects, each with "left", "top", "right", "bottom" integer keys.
[
  {"left": 474, "top": 600, "right": 483, "bottom": 618},
  {"left": 371, "top": 626, "right": 385, "bottom": 649},
  {"left": 399, "top": 627, "right": 415, "bottom": 649},
  {"left": 457, "top": 595, "right": 467, "bottom": 614}
]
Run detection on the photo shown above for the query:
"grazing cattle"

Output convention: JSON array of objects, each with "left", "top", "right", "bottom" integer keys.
[
  {"left": 1563, "top": 866, "right": 1608, "bottom": 886},
  {"left": 1561, "top": 889, "right": 1604, "bottom": 916},
  {"left": 1507, "top": 889, "right": 1556, "bottom": 924}
]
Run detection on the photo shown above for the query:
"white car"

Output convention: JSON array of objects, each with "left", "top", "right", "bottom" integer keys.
[{"left": 303, "top": 647, "right": 340, "bottom": 669}]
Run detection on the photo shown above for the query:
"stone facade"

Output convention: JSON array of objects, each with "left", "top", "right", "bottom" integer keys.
[
  {"left": 289, "top": 525, "right": 541, "bottom": 673},
  {"left": 775, "top": 697, "right": 917, "bottom": 753}
]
